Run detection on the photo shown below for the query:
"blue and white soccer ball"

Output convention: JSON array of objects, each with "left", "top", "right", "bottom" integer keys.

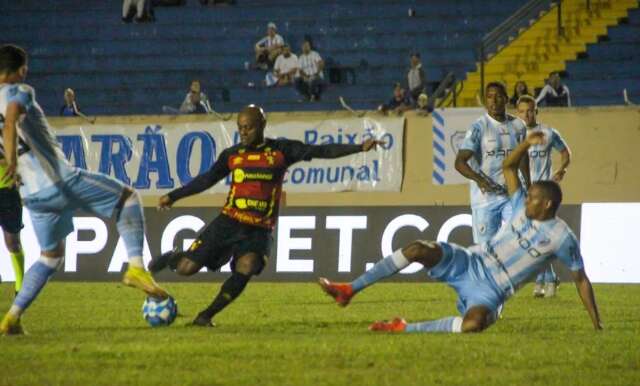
[{"left": 142, "top": 296, "right": 178, "bottom": 327}]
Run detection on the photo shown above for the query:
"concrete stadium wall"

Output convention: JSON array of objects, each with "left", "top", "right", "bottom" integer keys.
[{"left": 49, "top": 106, "right": 640, "bottom": 207}]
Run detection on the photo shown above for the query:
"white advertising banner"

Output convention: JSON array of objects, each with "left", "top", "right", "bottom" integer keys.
[
  {"left": 431, "top": 108, "right": 484, "bottom": 185},
  {"left": 53, "top": 117, "right": 404, "bottom": 195}
]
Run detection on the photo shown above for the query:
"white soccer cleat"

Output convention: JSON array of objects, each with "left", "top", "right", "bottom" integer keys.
[{"left": 533, "top": 283, "right": 545, "bottom": 298}]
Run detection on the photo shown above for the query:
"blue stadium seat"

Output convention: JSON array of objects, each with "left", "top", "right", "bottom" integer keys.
[{"left": 2, "top": 0, "right": 528, "bottom": 115}]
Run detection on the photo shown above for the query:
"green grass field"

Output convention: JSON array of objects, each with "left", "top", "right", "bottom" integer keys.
[{"left": 1, "top": 282, "right": 639, "bottom": 386}]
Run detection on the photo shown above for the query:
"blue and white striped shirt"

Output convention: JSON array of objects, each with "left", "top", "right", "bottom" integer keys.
[
  {"left": 527, "top": 123, "right": 568, "bottom": 182},
  {"left": 460, "top": 113, "right": 526, "bottom": 208},
  {"left": 470, "top": 188, "right": 584, "bottom": 297},
  {"left": 0, "top": 83, "right": 75, "bottom": 197}
]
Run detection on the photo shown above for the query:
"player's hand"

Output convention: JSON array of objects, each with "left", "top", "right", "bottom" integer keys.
[
  {"left": 362, "top": 139, "right": 386, "bottom": 152},
  {"left": 157, "top": 195, "right": 174, "bottom": 211},
  {"left": 477, "top": 177, "right": 506, "bottom": 194},
  {"left": 552, "top": 169, "right": 567, "bottom": 182},
  {"left": 526, "top": 131, "right": 546, "bottom": 146}
]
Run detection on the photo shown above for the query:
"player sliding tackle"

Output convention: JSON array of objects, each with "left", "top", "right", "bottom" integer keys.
[
  {"left": 0, "top": 45, "right": 168, "bottom": 335},
  {"left": 319, "top": 130, "right": 602, "bottom": 333},
  {"left": 148, "top": 105, "right": 384, "bottom": 327}
]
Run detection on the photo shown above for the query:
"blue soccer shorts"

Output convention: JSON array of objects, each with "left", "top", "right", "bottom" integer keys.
[{"left": 23, "top": 169, "right": 127, "bottom": 251}]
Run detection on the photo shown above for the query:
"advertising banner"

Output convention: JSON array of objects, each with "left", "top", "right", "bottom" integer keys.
[
  {"left": 0, "top": 205, "right": 593, "bottom": 283},
  {"left": 54, "top": 117, "right": 404, "bottom": 195}
]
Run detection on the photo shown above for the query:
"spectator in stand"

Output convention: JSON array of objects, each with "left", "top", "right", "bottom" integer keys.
[
  {"left": 254, "top": 22, "right": 284, "bottom": 70},
  {"left": 509, "top": 80, "right": 529, "bottom": 108},
  {"left": 407, "top": 53, "right": 426, "bottom": 103},
  {"left": 415, "top": 92, "right": 431, "bottom": 116},
  {"left": 122, "top": 0, "right": 154, "bottom": 23},
  {"left": 295, "top": 40, "right": 324, "bottom": 101},
  {"left": 536, "top": 72, "right": 571, "bottom": 107},
  {"left": 59, "top": 88, "right": 84, "bottom": 117},
  {"left": 273, "top": 44, "right": 299, "bottom": 87},
  {"left": 180, "top": 80, "right": 212, "bottom": 114},
  {"left": 378, "top": 83, "right": 413, "bottom": 115}
]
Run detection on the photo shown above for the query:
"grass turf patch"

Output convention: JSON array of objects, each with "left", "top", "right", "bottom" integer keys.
[{"left": 1, "top": 282, "right": 638, "bottom": 386}]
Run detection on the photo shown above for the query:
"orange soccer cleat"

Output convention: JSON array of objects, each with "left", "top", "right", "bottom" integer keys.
[
  {"left": 368, "top": 317, "right": 408, "bottom": 333},
  {"left": 318, "top": 277, "right": 354, "bottom": 307}
]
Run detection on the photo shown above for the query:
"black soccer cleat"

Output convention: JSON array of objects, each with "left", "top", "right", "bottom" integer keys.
[
  {"left": 190, "top": 314, "right": 216, "bottom": 328},
  {"left": 148, "top": 248, "right": 179, "bottom": 273}
]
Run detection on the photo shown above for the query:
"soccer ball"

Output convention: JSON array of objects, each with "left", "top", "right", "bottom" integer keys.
[{"left": 142, "top": 296, "right": 178, "bottom": 327}]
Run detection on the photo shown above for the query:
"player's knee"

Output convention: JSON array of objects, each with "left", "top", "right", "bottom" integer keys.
[
  {"left": 461, "top": 318, "right": 486, "bottom": 333},
  {"left": 461, "top": 307, "right": 491, "bottom": 333},
  {"left": 234, "top": 255, "right": 260, "bottom": 276},
  {"left": 176, "top": 257, "right": 201, "bottom": 276},
  {"left": 402, "top": 240, "right": 437, "bottom": 262},
  {"left": 3, "top": 232, "right": 21, "bottom": 252}
]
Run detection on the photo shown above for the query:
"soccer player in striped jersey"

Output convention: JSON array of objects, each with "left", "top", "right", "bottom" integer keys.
[
  {"left": 0, "top": 45, "right": 168, "bottom": 335},
  {"left": 455, "top": 82, "right": 529, "bottom": 245},
  {"left": 319, "top": 131, "right": 601, "bottom": 333},
  {"left": 148, "top": 105, "right": 384, "bottom": 327},
  {"left": 516, "top": 95, "right": 572, "bottom": 298}
]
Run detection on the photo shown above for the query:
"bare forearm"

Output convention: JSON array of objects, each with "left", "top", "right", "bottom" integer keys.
[
  {"left": 503, "top": 141, "right": 531, "bottom": 170},
  {"left": 577, "top": 278, "right": 602, "bottom": 330},
  {"left": 559, "top": 150, "right": 571, "bottom": 172},
  {"left": 3, "top": 122, "right": 18, "bottom": 165},
  {"left": 519, "top": 153, "right": 531, "bottom": 189},
  {"left": 455, "top": 158, "right": 484, "bottom": 184}
]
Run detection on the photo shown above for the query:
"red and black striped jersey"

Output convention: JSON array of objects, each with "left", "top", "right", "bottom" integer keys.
[{"left": 168, "top": 138, "right": 362, "bottom": 229}]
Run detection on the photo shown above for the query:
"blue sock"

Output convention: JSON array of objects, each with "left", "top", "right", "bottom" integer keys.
[
  {"left": 406, "top": 316, "right": 463, "bottom": 333},
  {"left": 117, "top": 194, "right": 144, "bottom": 267},
  {"left": 352, "top": 250, "right": 410, "bottom": 293},
  {"left": 12, "top": 257, "right": 62, "bottom": 316},
  {"left": 535, "top": 271, "right": 545, "bottom": 284},
  {"left": 544, "top": 265, "right": 557, "bottom": 283}
]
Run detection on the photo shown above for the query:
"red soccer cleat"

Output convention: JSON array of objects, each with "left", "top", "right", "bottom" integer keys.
[
  {"left": 369, "top": 317, "right": 408, "bottom": 332},
  {"left": 318, "top": 277, "right": 354, "bottom": 307}
]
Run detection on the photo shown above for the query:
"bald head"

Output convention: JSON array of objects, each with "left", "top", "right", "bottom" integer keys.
[{"left": 237, "top": 105, "right": 267, "bottom": 147}]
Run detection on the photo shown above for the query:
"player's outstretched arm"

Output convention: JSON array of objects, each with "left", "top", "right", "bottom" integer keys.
[
  {"left": 503, "top": 131, "right": 545, "bottom": 196},
  {"left": 157, "top": 150, "right": 230, "bottom": 210},
  {"left": 1, "top": 102, "right": 25, "bottom": 186},
  {"left": 570, "top": 269, "right": 603, "bottom": 330},
  {"left": 454, "top": 150, "right": 498, "bottom": 193},
  {"left": 305, "top": 139, "right": 385, "bottom": 160}
]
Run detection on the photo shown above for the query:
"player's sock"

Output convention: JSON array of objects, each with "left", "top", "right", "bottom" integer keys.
[
  {"left": 405, "top": 316, "right": 463, "bottom": 333},
  {"left": 535, "top": 271, "right": 545, "bottom": 284},
  {"left": 351, "top": 249, "right": 410, "bottom": 293},
  {"left": 10, "top": 255, "right": 63, "bottom": 318},
  {"left": 116, "top": 192, "right": 145, "bottom": 268},
  {"left": 9, "top": 249, "right": 25, "bottom": 292},
  {"left": 544, "top": 265, "right": 557, "bottom": 283},
  {"left": 197, "top": 272, "right": 251, "bottom": 321}
]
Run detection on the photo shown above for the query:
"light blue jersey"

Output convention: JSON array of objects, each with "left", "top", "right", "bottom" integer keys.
[
  {"left": 460, "top": 113, "right": 526, "bottom": 208},
  {"left": 1, "top": 83, "right": 127, "bottom": 250},
  {"left": 0, "top": 83, "right": 76, "bottom": 196},
  {"left": 469, "top": 188, "right": 584, "bottom": 298},
  {"left": 527, "top": 124, "right": 567, "bottom": 182}
]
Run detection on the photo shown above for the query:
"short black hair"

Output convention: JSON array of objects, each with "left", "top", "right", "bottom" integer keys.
[
  {"left": 0, "top": 44, "right": 27, "bottom": 74},
  {"left": 486, "top": 81, "right": 507, "bottom": 98},
  {"left": 532, "top": 180, "right": 563, "bottom": 213}
]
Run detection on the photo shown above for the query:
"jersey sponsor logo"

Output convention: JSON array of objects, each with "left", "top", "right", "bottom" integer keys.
[
  {"left": 486, "top": 149, "right": 513, "bottom": 157},
  {"left": 233, "top": 168, "right": 274, "bottom": 183},
  {"left": 234, "top": 198, "right": 269, "bottom": 212}
]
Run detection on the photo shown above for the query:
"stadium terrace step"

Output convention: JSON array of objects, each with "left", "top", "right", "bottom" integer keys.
[
  {"left": 454, "top": 0, "right": 639, "bottom": 107},
  {"left": 4, "top": 0, "right": 532, "bottom": 115}
]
